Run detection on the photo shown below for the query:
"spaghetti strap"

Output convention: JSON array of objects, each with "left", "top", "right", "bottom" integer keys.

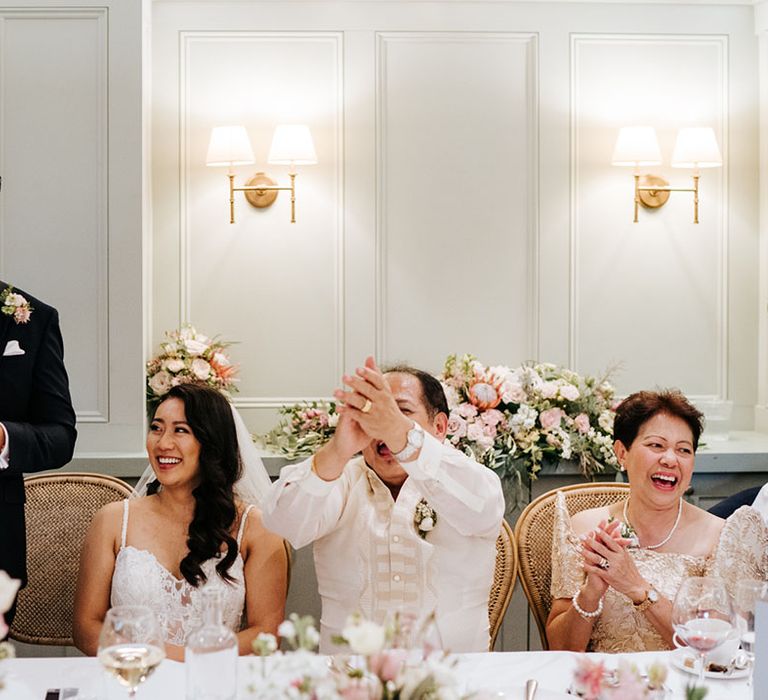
[
  {"left": 237, "top": 504, "right": 254, "bottom": 546},
  {"left": 120, "top": 498, "right": 129, "bottom": 549}
]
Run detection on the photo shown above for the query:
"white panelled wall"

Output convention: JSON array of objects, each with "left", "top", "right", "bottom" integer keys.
[{"left": 153, "top": 1, "right": 760, "bottom": 436}]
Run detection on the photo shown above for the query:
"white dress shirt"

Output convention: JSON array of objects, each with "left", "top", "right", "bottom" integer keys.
[
  {"left": 262, "top": 432, "right": 505, "bottom": 653},
  {"left": 751, "top": 483, "right": 768, "bottom": 524}
]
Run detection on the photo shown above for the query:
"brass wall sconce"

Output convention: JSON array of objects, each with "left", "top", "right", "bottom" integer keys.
[
  {"left": 612, "top": 126, "right": 722, "bottom": 224},
  {"left": 206, "top": 124, "right": 317, "bottom": 224}
]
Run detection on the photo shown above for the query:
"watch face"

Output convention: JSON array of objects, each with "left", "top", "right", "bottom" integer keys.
[{"left": 647, "top": 588, "right": 659, "bottom": 603}]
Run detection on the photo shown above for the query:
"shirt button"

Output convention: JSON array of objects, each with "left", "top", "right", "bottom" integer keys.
[
  {"left": 393, "top": 574, "right": 401, "bottom": 582},
  {"left": 392, "top": 535, "right": 400, "bottom": 543}
]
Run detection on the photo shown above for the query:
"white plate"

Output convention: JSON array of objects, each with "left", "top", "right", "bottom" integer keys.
[{"left": 670, "top": 648, "right": 750, "bottom": 680}]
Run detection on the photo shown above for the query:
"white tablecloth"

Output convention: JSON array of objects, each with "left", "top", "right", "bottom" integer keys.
[{"left": 3, "top": 650, "right": 751, "bottom": 699}]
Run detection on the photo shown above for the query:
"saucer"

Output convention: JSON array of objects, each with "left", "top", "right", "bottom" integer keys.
[{"left": 671, "top": 648, "right": 749, "bottom": 680}]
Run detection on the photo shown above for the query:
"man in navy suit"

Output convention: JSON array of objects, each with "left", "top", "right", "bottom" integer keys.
[{"left": 0, "top": 281, "right": 76, "bottom": 629}]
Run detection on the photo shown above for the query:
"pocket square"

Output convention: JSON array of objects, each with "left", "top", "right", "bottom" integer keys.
[{"left": 3, "top": 340, "right": 25, "bottom": 356}]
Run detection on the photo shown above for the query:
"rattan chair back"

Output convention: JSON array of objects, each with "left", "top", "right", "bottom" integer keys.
[
  {"left": 514, "top": 481, "right": 630, "bottom": 649},
  {"left": 10, "top": 472, "right": 133, "bottom": 646},
  {"left": 488, "top": 519, "right": 516, "bottom": 650}
]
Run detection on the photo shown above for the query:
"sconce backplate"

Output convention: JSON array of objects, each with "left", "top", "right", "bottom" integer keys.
[
  {"left": 637, "top": 174, "right": 670, "bottom": 209},
  {"left": 244, "top": 172, "right": 279, "bottom": 208}
]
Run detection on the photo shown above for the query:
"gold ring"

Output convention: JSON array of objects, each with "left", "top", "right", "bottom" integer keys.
[{"left": 361, "top": 399, "right": 373, "bottom": 414}]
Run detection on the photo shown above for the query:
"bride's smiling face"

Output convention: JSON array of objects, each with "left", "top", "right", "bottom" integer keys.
[{"left": 147, "top": 397, "right": 202, "bottom": 489}]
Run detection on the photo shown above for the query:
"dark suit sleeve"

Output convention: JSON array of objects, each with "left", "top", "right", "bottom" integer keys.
[{"left": 3, "top": 308, "right": 76, "bottom": 474}]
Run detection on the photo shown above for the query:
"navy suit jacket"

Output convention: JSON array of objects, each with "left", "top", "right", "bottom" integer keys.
[{"left": 0, "top": 281, "right": 76, "bottom": 585}]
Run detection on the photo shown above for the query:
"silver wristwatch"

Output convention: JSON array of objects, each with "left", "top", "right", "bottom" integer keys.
[{"left": 392, "top": 421, "right": 425, "bottom": 462}]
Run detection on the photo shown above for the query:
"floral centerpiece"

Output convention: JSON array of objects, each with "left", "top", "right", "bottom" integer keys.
[
  {"left": 569, "top": 656, "right": 670, "bottom": 699},
  {"left": 258, "top": 401, "right": 339, "bottom": 461},
  {"left": 249, "top": 613, "right": 469, "bottom": 699},
  {"left": 259, "top": 354, "right": 620, "bottom": 489},
  {"left": 146, "top": 325, "right": 238, "bottom": 415},
  {"left": 440, "top": 355, "right": 620, "bottom": 485},
  {"left": 0, "top": 570, "right": 21, "bottom": 690}
]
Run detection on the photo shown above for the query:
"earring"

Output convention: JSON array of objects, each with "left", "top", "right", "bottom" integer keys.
[{"left": 619, "top": 462, "right": 625, "bottom": 471}]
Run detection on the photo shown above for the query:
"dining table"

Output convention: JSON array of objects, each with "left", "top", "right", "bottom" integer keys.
[{"left": 2, "top": 649, "right": 752, "bottom": 699}]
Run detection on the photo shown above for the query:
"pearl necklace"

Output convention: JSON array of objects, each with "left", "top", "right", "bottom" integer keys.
[{"left": 623, "top": 497, "right": 683, "bottom": 550}]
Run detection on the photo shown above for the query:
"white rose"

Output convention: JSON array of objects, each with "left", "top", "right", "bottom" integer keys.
[
  {"left": 148, "top": 370, "right": 172, "bottom": 396},
  {"left": 184, "top": 338, "right": 208, "bottom": 356},
  {"left": 191, "top": 358, "right": 211, "bottom": 380},
  {"left": 598, "top": 410, "right": 614, "bottom": 433},
  {"left": 343, "top": 619, "right": 386, "bottom": 655},
  {"left": 163, "top": 358, "right": 185, "bottom": 373},
  {"left": 0, "top": 570, "right": 21, "bottom": 613},
  {"left": 419, "top": 516, "right": 435, "bottom": 532},
  {"left": 4, "top": 293, "right": 25, "bottom": 307},
  {"left": 278, "top": 620, "right": 296, "bottom": 639},
  {"left": 540, "top": 382, "right": 558, "bottom": 399},
  {"left": 558, "top": 384, "right": 580, "bottom": 401}
]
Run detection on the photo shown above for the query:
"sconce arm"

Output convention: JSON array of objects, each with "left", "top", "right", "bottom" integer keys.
[{"left": 227, "top": 172, "right": 298, "bottom": 224}]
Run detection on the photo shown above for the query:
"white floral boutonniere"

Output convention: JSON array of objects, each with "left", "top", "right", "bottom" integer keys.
[
  {"left": 0, "top": 286, "right": 33, "bottom": 324},
  {"left": 414, "top": 498, "right": 437, "bottom": 540}
]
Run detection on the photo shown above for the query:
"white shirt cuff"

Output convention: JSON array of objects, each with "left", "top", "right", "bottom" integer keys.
[{"left": 0, "top": 423, "right": 9, "bottom": 469}]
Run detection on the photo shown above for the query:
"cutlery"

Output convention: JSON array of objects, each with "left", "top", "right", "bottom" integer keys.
[{"left": 525, "top": 678, "right": 538, "bottom": 700}]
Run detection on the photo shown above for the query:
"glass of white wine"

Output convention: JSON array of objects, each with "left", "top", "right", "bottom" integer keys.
[{"left": 97, "top": 605, "right": 165, "bottom": 698}]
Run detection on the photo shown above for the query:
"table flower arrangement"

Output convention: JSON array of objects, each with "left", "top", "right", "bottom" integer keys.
[
  {"left": 569, "top": 656, "right": 671, "bottom": 699},
  {"left": 248, "top": 612, "right": 469, "bottom": 699},
  {"left": 0, "top": 570, "right": 21, "bottom": 690},
  {"left": 440, "top": 355, "right": 620, "bottom": 485},
  {"left": 146, "top": 324, "right": 238, "bottom": 415},
  {"left": 258, "top": 401, "right": 340, "bottom": 461}
]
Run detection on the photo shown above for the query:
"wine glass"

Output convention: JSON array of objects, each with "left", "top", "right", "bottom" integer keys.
[
  {"left": 97, "top": 605, "right": 165, "bottom": 698},
  {"left": 733, "top": 578, "right": 768, "bottom": 685},
  {"left": 672, "top": 576, "right": 734, "bottom": 687}
]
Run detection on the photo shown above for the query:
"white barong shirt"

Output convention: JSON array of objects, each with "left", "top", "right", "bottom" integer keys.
[{"left": 262, "top": 432, "right": 505, "bottom": 653}]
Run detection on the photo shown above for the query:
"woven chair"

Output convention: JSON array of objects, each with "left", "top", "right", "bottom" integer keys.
[
  {"left": 10, "top": 472, "right": 133, "bottom": 646},
  {"left": 488, "top": 519, "right": 516, "bottom": 650},
  {"left": 514, "top": 482, "right": 630, "bottom": 650}
]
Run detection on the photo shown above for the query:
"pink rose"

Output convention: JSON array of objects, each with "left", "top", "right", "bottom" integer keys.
[
  {"left": 539, "top": 407, "right": 564, "bottom": 430},
  {"left": 481, "top": 409, "right": 505, "bottom": 427},
  {"left": 467, "top": 421, "right": 485, "bottom": 443},
  {"left": 447, "top": 412, "right": 467, "bottom": 439},
  {"left": 574, "top": 413, "right": 590, "bottom": 434},
  {"left": 369, "top": 649, "right": 407, "bottom": 682},
  {"left": 559, "top": 384, "right": 580, "bottom": 401},
  {"left": 457, "top": 403, "right": 478, "bottom": 419}
]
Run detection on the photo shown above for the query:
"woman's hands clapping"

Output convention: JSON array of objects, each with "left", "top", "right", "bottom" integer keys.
[{"left": 579, "top": 520, "right": 645, "bottom": 602}]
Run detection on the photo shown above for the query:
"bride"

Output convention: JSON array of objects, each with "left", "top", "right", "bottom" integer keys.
[{"left": 73, "top": 383, "right": 286, "bottom": 660}]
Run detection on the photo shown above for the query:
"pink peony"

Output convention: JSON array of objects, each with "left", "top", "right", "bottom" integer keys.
[
  {"left": 574, "top": 413, "right": 591, "bottom": 434},
  {"left": 539, "top": 407, "right": 564, "bottom": 430}
]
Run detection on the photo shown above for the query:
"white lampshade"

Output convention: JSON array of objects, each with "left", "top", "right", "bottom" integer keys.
[
  {"left": 611, "top": 126, "right": 663, "bottom": 167},
  {"left": 267, "top": 125, "right": 318, "bottom": 165},
  {"left": 671, "top": 127, "right": 722, "bottom": 169},
  {"left": 206, "top": 126, "right": 255, "bottom": 167}
]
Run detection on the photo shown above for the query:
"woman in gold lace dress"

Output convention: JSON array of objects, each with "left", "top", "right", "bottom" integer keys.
[{"left": 546, "top": 389, "right": 767, "bottom": 652}]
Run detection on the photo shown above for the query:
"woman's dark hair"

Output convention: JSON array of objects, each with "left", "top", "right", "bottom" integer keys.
[
  {"left": 613, "top": 389, "right": 704, "bottom": 451},
  {"left": 148, "top": 383, "right": 242, "bottom": 586},
  {"left": 382, "top": 364, "right": 449, "bottom": 418}
]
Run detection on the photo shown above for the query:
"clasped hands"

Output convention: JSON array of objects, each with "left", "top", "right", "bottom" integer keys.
[
  {"left": 317, "top": 357, "right": 413, "bottom": 470},
  {"left": 578, "top": 519, "right": 646, "bottom": 602}
]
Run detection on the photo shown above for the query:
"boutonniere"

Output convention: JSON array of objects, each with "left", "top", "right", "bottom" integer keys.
[
  {"left": 607, "top": 515, "right": 640, "bottom": 548},
  {"left": 414, "top": 498, "right": 437, "bottom": 540},
  {"left": 0, "top": 286, "right": 33, "bottom": 324}
]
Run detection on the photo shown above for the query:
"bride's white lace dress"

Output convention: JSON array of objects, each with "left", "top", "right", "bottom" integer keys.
[{"left": 110, "top": 499, "right": 251, "bottom": 645}]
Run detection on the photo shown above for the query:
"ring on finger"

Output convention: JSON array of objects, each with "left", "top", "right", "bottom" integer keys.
[
  {"left": 361, "top": 399, "right": 373, "bottom": 414},
  {"left": 598, "top": 556, "right": 610, "bottom": 570}
]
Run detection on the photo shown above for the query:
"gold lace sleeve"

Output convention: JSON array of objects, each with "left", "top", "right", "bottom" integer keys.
[
  {"left": 710, "top": 506, "right": 768, "bottom": 596},
  {"left": 550, "top": 490, "right": 586, "bottom": 600}
]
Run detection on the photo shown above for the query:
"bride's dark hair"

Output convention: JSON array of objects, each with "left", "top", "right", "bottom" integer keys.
[{"left": 148, "top": 382, "right": 242, "bottom": 586}]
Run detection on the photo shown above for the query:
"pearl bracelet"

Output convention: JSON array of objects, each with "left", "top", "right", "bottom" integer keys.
[{"left": 572, "top": 590, "right": 604, "bottom": 619}]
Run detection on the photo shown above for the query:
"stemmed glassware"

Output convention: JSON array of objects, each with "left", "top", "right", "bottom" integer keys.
[
  {"left": 733, "top": 578, "right": 768, "bottom": 686},
  {"left": 672, "top": 576, "right": 734, "bottom": 687},
  {"left": 97, "top": 605, "right": 165, "bottom": 698}
]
